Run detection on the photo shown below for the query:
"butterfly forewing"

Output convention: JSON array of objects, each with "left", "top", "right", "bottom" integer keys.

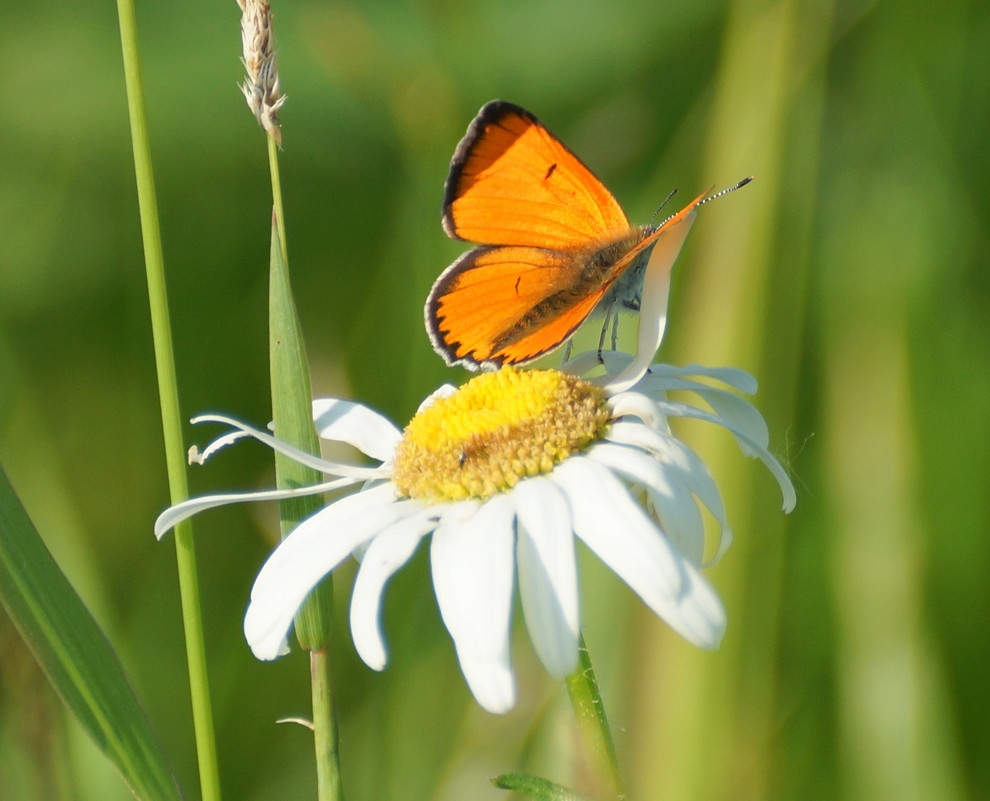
[{"left": 443, "top": 101, "right": 632, "bottom": 251}]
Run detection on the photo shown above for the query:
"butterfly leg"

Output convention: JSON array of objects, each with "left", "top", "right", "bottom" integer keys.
[{"left": 596, "top": 302, "right": 618, "bottom": 364}]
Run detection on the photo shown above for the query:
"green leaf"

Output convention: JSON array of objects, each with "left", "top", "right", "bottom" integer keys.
[
  {"left": 0, "top": 464, "right": 183, "bottom": 801},
  {"left": 268, "top": 210, "right": 334, "bottom": 651},
  {"left": 492, "top": 772, "right": 596, "bottom": 801}
]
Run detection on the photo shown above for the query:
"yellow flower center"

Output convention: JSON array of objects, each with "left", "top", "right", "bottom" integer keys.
[{"left": 393, "top": 367, "right": 610, "bottom": 501}]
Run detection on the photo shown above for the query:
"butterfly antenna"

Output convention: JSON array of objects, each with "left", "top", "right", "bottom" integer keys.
[
  {"left": 649, "top": 188, "right": 679, "bottom": 226},
  {"left": 696, "top": 175, "right": 754, "bottom": 208}
]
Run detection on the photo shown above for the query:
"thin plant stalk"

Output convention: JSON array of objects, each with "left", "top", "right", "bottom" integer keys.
[
  {"left": 311, "top": 649, "right": 344, "bottom": 801},
  {"left": 566, "top": 634, "right": 625, "bottom": 800},
  {"left": 266, "top": 133, "right": 344, "bottom": 801},
  {"left": 238, "top": 0, "right": 342, "bottom": 794},
  {"left": 114, "top": 1, "right": 222, "bottom": 800},
  {"left": 269, "top": 135, "right": 288, "bottom": 264}
]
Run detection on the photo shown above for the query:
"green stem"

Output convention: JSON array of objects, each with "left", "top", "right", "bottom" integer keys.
[
  {"left": 311, "top": 650, "right": 344, "bottom": 801},
  {"left": 114, "top": 2, "right": 221, "bottom": 801},
  {"left": 566, "top": 634, "right": 625, "bottom": 800},
  {"left": 268, "top": 135, "right": 289, "bottom": 264},
  {"left": 267, "top": 137, "right": 343, "bottom": 801}
]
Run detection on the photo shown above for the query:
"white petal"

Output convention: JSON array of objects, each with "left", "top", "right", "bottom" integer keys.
[
  {"left": 587, "top": 442, "right": 707, "bottom": 567},
  {"left": 191, "top": 414, "right": 384, "bottom": 479},
  {"left": 604, "top": 214, "right": 695, "bottom": 394},
  {"left": 552, "top": 456, "right": 679, "bottom": 590},
  {"left": 606, "top": 421, "right": 728, "bottom": 526},
  {"left": 611, "top": 393, "right": 796, "bottom": 516},
  {"left": 552, "top": 457, "right": 726, "bottom": 649},
  {"left": 627, "top": 375, "right": 723, "bottom": 396},
  {"left": 243, "top": 483, "right": 411, "bottom": 660},
  {"left": 624, "top": 378, "right": 770, "bottom": 448},
  {"left": 312, "top": 399, "right": 402, "bottom": 461},
  {"left": 514, "top": 478, "right": 579, "bottom": 677},
  {"left": 694, "top": 390, "right": 770, "bottom": 449},
  {"left": 431, "top": 496, "right": 517, "bottom": 714},
  {"left": 604, "top": 421, "right": 734, "bottom": 562},
  {"left": 608, "top": 391, "right": 672, "bottom": 433},
  {"left": 639, "top": 364, "right": 758, "bottom": 395},
  {"left": 349, "top": 507, "right": 440, "bottom": 669},
  {"left": 153, "top": 476, "right": 364, "bottom": 540},
  {"left": 652, "top": 399, "right": 796, "bottom": 514},
  {"left": 188, "top": 429, "right": 252, "bottom": 464}
]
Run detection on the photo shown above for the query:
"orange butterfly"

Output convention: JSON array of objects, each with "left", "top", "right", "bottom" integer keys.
[{"left": 426, "top": 100, "right": 749, "bottom": 371}]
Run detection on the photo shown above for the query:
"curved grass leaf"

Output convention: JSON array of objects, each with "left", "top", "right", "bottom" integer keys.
[{"left": 0, "top": 464, "right": 183, "bottom": 801}]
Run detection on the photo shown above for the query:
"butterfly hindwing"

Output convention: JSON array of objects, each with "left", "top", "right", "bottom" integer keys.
[{"left": 426, "top": 245, "right": 607, "bottom": 369}]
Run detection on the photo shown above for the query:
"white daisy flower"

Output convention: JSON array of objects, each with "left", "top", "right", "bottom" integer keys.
[
  {"left": 156, "top": 358, "right": 795, "bottom": 714},
  {"left": 157, "top": 213, "right": 794, "bottom": 713}
]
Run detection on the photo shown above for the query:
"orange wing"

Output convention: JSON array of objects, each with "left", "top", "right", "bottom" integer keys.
[
  {"left": 442, "top": 101, "right": 633, "bottom": 251},
  {"left": 426, "top": 245, "right": 610, "bottom": 370}
]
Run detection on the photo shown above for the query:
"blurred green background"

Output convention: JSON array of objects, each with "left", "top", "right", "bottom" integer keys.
[{"left": 2, "top": 0, "right": 988, "bottom": 799}]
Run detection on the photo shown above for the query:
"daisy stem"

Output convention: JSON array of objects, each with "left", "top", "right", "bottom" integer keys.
[
  {"left": 115, "top": 2, "right": 221, "bottom": 800},
  {"left": 267, "top": 139, "right": 343, "bottom": 801},
  {"left": 566, "top": 634, "right": 625, "bottom": 800}
]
